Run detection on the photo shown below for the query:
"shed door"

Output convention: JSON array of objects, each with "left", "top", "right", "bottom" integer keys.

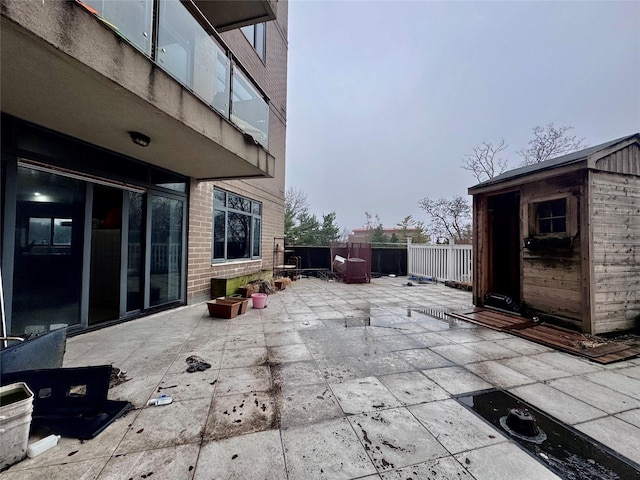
[{"left": 488, "top": 192, "right": 520, "bottom": 306}]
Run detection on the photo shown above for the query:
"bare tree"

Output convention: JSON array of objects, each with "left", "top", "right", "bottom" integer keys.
[
  {"left": 364, "top": 211, "right": 382, "bottom": 230},
  {"left": 462, "top": 139, "right": 509, "bottom": 183},
  {"left": 418, "top": 195, "right": 472, "bottom": 244},
  {"left": 361, "top": 211, "right": 383, "bottom": 242},
  {"left": 517, "top": 123, "right": 586, "bottom": 166},
  {"left": 285, "top": 187, "right": 309, "bottom": 219},
  {"left": 285, "top": 187, "right": 310, "bottom": 242}
]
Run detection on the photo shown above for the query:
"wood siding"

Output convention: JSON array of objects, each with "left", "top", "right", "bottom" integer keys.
[
  {"left": 520, "top": 174, "right": 585, "bottom": 328},
  {"left": 472, "top": 195, "right": 486, "bottom": 305},
  {"left": 591, "top": 171, "right": 640, "bottom": 333},
  {"left": 595, "top": 144, "right": 640, "bottom": 176},
  {"left": 471, "top": 137, "right": 640, "bottom": 333}
]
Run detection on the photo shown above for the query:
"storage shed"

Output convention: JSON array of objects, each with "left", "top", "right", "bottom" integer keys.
[{"left": 468, "top": 133, "right": 640, "bottom": 334}]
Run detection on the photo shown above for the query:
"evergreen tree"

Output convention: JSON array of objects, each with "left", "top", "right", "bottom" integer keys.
[
  {"left": 318, "top": 212, "right": 340, "bottom": 245},
  {"left": 369, "top": 224, "right": 389, "bottom": 244},
  {"left": 396, "top": 215, "right": 429, "bottom": 243},
  {"left": 295, "top": 212, "right": 321, "bottom": 245}
]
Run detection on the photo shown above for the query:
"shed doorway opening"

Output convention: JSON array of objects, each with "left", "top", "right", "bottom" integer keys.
[{"left": 487, "top": 191, "right": 521, "bottom": 309}]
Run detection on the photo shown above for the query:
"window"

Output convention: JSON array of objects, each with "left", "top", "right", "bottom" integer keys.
[
  {"left": 213, "top": 189, "right": 262, "bottom": 262},
  {"left": 241, "top": 23, "right": 266, "bottom": 61},
  {"left": 525, "top": 194, "right": 578, "bottom": 246},
  {"left": 28, "top": 217, "right": 73, "bottom": 247},
  {"left": 537, "top": 199, "right": 566, "bottom": 234}
]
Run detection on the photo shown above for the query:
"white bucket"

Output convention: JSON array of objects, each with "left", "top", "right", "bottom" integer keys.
[{"left": 0, "top": 382, "right": 34, "bottom": 470}]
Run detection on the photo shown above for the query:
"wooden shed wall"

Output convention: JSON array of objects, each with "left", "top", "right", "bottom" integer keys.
[
  {"left": 591, "top": 170, "right": 640, "bottom": 333},
  {"left": 520, "top": 174, "right": 584, "bottom": 328},
  {"left": 595, "top": 143, "right": 640, "bottom": 176},
  {"left": 471, "top": 195, "right": 486, "bottom": 306}
]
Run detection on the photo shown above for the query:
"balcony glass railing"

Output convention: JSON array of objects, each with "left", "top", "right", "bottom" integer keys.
[
  {"left": 81, "top": 0, "right": 269, "bottom": 149},
  {"left": 157, "top": 0, "right": 232, "bottom": 118},
  {"left": 231, "top": 69, "right": 269, "bottom": 148},
  {"left": 84, "top": 0, "right": 154, "bottom": 56}
]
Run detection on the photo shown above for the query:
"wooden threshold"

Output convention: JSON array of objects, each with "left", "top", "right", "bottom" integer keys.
[{"left": 449, "top": 308, "right": 639, "bottom": 364}]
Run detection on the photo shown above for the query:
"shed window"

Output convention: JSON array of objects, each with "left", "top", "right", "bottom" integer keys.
[
  {"left": 527, "top": 195, "right": 577, "bottom": 240},
  {"left": 537, "top": 199, "right": 566, "bottom": 234}
]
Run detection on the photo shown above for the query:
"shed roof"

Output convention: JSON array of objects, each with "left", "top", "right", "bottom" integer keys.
[{"left": 468, "top": 132, "right": 640, "bottom": 193}]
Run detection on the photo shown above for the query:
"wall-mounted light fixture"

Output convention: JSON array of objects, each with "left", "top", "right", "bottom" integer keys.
[{"left": 129, "top": 131, "right": 151, "bottom": 147}]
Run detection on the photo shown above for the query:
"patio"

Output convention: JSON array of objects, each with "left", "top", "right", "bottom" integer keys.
[{"left": 2, "top": 277, "right": 640, "bottom": 479}]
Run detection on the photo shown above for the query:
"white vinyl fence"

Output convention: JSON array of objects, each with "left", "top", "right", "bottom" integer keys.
[
  {"left": 407, "top": 243, "right": 472, "bottom": 283},
  {"left": 129, "top": 243, "right": 181, "bottom": 273}
]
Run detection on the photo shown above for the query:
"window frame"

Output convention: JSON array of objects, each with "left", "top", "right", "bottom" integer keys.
[
  {"left": 527, "top": 194, "right": 577, "bottom": 239},
  {"left": 240, "top": 23, "right": 266, "bottom": 62},
  {"left": 212, "top": 188, "right": 262, "bottom": 263},
  {"left": 28, "top": 217, "right": 73, "bottom": 247},
  {"left": 536, "top": 198, "right": 567, "bottom": 235}
]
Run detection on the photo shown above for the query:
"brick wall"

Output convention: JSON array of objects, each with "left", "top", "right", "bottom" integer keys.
[{"left": 186, "top": 179, "right": 284, "bottom": 303}]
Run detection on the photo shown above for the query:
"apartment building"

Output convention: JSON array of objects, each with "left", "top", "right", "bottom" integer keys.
[{"left": 0, "top": 0, "right": 288, "bottom": 334}]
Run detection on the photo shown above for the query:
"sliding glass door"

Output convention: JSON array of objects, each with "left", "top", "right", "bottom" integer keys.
[
  {"left": 6, "top": 165, "right": 187, "bottom": 334},
  {"left": 149, "top": 193, "right": 184, "bottom": 307},
  {"left": 11, "top": 166, "right": 85, "bottom": 334},
  {"left": 126, "top": 191, "right": 145, "bottom": 312},
  {"left": 88, "top": 185, "right": 123, "bottom": 325}
]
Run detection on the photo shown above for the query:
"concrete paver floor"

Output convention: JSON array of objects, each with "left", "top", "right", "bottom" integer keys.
[{"left": 2, "top": 277, "right": 640, "bottom": 479}]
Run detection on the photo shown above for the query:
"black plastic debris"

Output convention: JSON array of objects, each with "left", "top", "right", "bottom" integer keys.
[
  {"left": 185, "top": 355, "right": 211, "bottom": 373},
  {"left": 1, "top": 328, "right": 66, "bottom": 374},
  {"left": 1, "top": 365, "right": 131, "bottom": 440}
]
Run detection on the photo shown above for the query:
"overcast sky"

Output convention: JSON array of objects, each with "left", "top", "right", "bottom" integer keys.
[{"left": 285, "top": 0, "right": 640, "bottom": 233}]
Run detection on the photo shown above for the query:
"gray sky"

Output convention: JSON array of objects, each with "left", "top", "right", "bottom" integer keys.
[{"left": 285, "top": 0, "right": 640, "bottom": 233}]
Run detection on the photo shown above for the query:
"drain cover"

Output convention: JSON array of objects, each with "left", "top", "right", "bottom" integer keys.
[{"left": 456, "top": 389, "right": 640, "bottom": 480}]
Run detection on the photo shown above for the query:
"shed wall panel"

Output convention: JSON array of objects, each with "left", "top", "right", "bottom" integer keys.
[
  {"left": 595, "top": 144, "right": 640, "bottom": 176},
  {"left": 522, "top": 255, "right": 582, "bottom": 322},
  {"left": 591, "top": 171, "right": 640, "bottom": 333},
  {"left": 520, "top": 175, "right": 583, "bottom": 326}
]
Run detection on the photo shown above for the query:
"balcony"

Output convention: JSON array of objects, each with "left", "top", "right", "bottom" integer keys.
[
  {"left": 0, "top": 0, "right": 273, "bottom": 180},
  {"left": 192, "top": 0, "right": 277, "bottom": 32}
]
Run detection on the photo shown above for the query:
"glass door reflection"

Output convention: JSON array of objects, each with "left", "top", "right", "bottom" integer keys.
[
  {"left": 126, "top": 191, "right": 145, "bottom": 312},
  {"left": 11, "top": 167, "right": 85, "bottom": 334},
  {"left": 88, "top": 185, "right": 123, "bottom": 325},
  {"left": 149, "top": 194, "right": 183, "bottom": 306}
]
